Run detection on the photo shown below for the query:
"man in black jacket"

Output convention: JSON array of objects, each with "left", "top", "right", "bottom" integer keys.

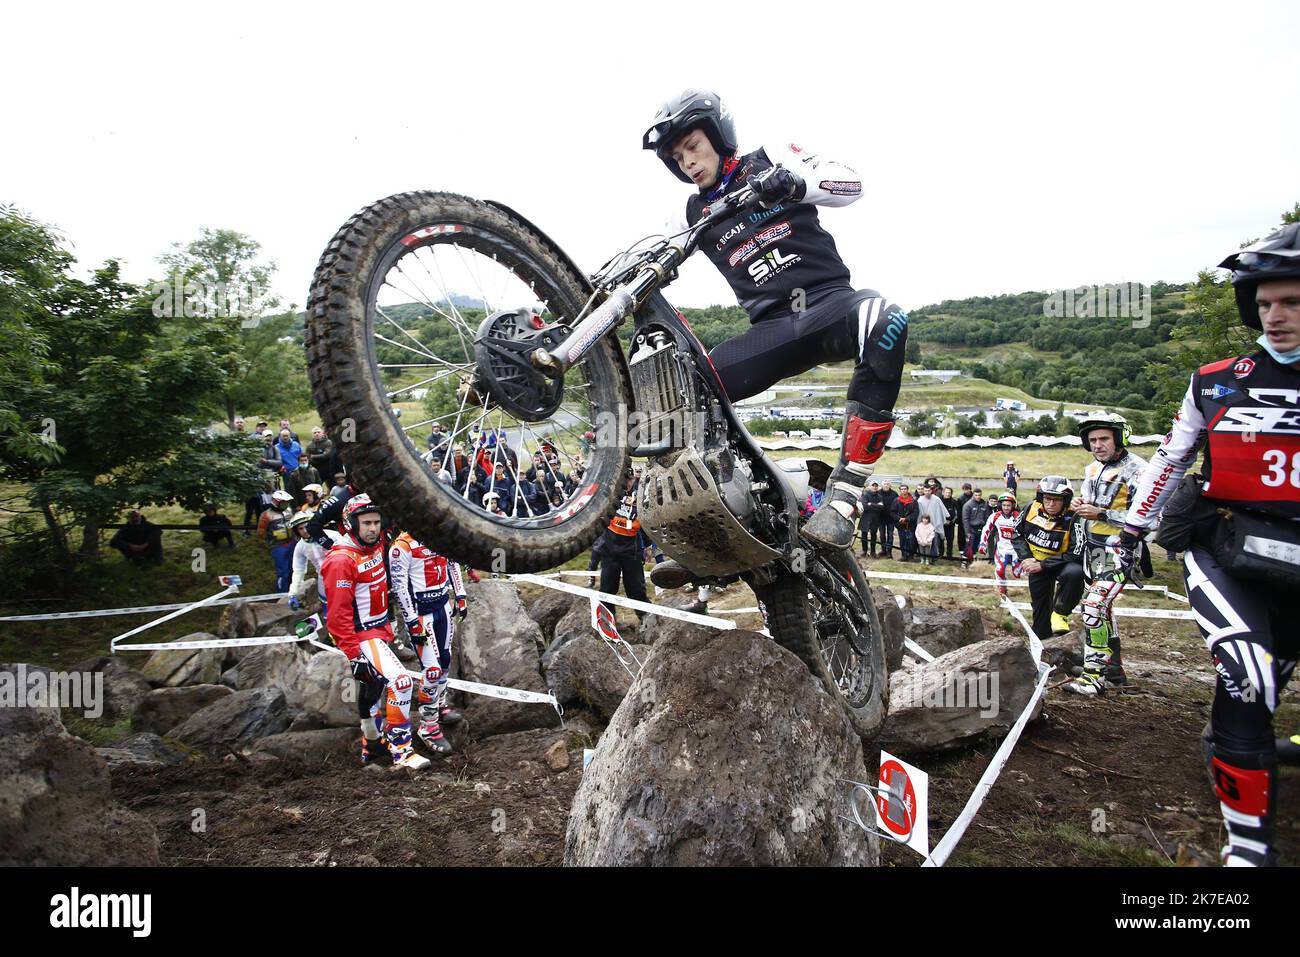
[
  {"left": 878, "top": 481, "right": 899, "bottom": 558},
  {"left": 954, "top": 483, "right": 973, "bottom": 558},
  {"left": 960, "top": 487, "right": 989, "bottom": 569},
  {"left": 859, "top": 481, "right": 886, "bottom": 557}
]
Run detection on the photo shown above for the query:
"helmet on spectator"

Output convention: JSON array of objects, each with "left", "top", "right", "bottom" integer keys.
[
  {"left": 271, "top": 490, "right": 294, "bottom": 504},
  {"left": 288, "top": 509, "right": 314, "bottom": 529},
  {"left": 998, "top": 492, "right": 1017, "bottom": 506},
  {"left": 1035, "top": 475, "right": 1073, "bottom": 508},
  {"left": 1077, "top": 411, "right": 1130, "bottom": 450},
  {"left": 1219, "top": 223, "right": 1300, "bottom": 330},
  {"left": 302, "top": 484, "right": 324, "bottom": 496}
]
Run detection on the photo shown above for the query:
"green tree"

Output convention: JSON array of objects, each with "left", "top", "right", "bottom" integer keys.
[
  {"left": 905, "top": 339, "right": 922, "bottom": 365},
  {"left": 158, "top": 228, "right": 309, "bottom": 427},
  {"left": 0, "top": 212, "right": 262, "bottom": 562}
]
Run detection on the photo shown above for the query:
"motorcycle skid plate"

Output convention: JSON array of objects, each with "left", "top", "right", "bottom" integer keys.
[{"left": 637, "top": 447, "right": 782, "bottom": 578}]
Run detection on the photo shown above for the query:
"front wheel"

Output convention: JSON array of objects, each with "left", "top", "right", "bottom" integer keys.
[
  {"left": 305, "top": 191, "right": 631, "bottom": 572},
  {"left": 751, "top": 549, "right": 888, "bottom": 739}
]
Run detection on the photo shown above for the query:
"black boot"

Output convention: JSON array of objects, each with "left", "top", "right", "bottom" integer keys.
[{"left": 803, "top": 403, "right": 894, "bottom": 551}]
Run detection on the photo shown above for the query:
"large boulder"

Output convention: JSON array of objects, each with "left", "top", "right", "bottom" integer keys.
[
  {"left": 234, "top": 641, "right": 312, "bottom": 710},
  {"left": 540, "top": 597, "right": 591, "bottom": 673},
  {"left": 870, "top": 586, "right": 908, "bottom": 672},
  {"left": 633, "top": 594, "right": 709, "bottom": 647},
  {"left": 565, "top": 623, "right": 876, "bottom": 866},
  {"left": 296, "top": 651, "right": 357, "bottom": 728},
  {"left": 1039, "top": 633, "right": 1084, "bottom": 672},
  {"left": 528, "top": 589, "right": 580, "bottom": 645},
  {"left": 167, "top": 687, "right": 291, "bottom": 750},
  {"left": 138, "top": 633, "right": 224, "bottom": 688},
  {"left": 879, "top": 637, "right": 1043, "bottom": 753},
  {"left": 0, "top": 699, "right": 160, "bottom": 865},
  {"left": 217, "top": 598, "right": 312, "bottom": 665},
  {"left": 457, "top": 580, "right": 555, "bottom": 738},
  {"left": 545, "top": 634, "right": 648, "bottom": 720},
  {"left": 132, "top": 684, "right": 233, "bottom": 735},
  {"left": 246, "top": 727, "right": 357, "bottom": 762},
  {"left": 904, "top": 606, "right": 986, "bottom": 658},
  {"left": 107, "top": 732, "right": 188, "bottom": 765},
  {"left": 67, "top": 655, "right": 153, "bottom": 722}
]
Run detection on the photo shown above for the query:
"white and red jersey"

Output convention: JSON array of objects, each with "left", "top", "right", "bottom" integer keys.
[
  {"left": 1125, "top": 351, "right": 1300, "bottom": 530},
  {"left": 389, "top": 532, "right": 465, "bottom": 622},
  {"left": 980, "top": 509, "right": 1021, "bottom": 554},
  {"left": 321, "top": 535, "right": 392, "bottom": 659}
]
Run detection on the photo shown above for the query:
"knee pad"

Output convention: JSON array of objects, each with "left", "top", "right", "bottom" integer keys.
[
  {"left": 1211, "top": 639, "right": 1276, "bottom": 710},
  {"left": 842, "top": 403, "right": 894, "bottom": 468}
]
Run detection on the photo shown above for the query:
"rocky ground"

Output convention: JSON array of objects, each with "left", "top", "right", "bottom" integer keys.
[{"left": 6, "top": 565, "right": 1298, "bottom": 867}]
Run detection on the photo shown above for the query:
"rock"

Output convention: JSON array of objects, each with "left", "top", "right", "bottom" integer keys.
[
  {"left": 0, "top": 701, "right": 160, "bottom": 865},
  {"left": 167, "top": 687, "right": 291, "bottom": 750},
  {"left": 1040, "top": 633, "right": 1084, "bottom": 672},
  {"left": 96, "top": 747, "right": 162, "bottom": 769},
  {"left": 107, "top": 732, "right": 188, "bottom": 765},
  {"left": 235, "top": 642, "right": 312, "bottom": 710},
  {"left": 220, "top": 665, "right": 240, "bottom": 690},
  {"left": 905, "top": 606, "right": 986, "bottom": 658},
  {"left": 528, "top": 590, "right": 580, "bottom": 645},
  {"left": 879, "top": 637, "right": 1043, "bottom": 753},
  {"left": 457, "top": 580, "right": 554, "bottom": 738},
  {"left": 217, "top": 599, "right": 258, "bottom": 641},
  {"left": 138, "top": 632, "right": 224, "bottom": 688},
  {"left": 565, "top": 623, "right": 876, "bottom": 866},
  {"left": 544, "top": 737, "right": 570, "bottom": 771},
  {"left": 870, "top": 587, "right": 907, "bottom": 672},
  {"left": 132, "top": 685, "right": 233, "bottom": 735},
  {"left": 297, "top": 652, "right": 357, "bottom": 728},
  {"left": 246, "top": 727, "right": 357, "bottom": 762},
  {"left": 541, "top": 598, "right": 594, "bottom": 672},
  {"left": 67, "top": 656, "right": 153, "bottom": 721},
  {"left": 545, "top": 634, "right": 647, "bottom": 720},
  {"left": 634, "top": 597, "right": 708, "bottom": 647}
]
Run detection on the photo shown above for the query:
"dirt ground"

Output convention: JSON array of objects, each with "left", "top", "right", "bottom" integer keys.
[
  {"left": 111, "top": 724, "right": 586, "bottom": 867},
  {"left": 108, "top": 575, "right": 1300, "bottom": 867}
]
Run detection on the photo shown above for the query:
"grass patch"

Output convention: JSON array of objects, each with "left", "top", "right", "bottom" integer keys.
[
  {"left": 60, "top": 710, "right": 134, "bottom": 748},
  {"left": 950, "top": 819, "right": 1170, "bottom": 867}
]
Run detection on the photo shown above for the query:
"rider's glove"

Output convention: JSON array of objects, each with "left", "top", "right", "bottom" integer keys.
[
  {"left": 288, "top": 595, "right": 302, "bottom": 611},
  {"left": 749, "top": 165, "right": 805, "bottom": 208},
  {"left": 407, "top": 617, "right": 425, "bottom": 639},
  {"left": 1114, "top": 529, "right": 1143, "bottom": 584},
  {"left": 454, "top": 596, "right": 468, "bottom": 619}
]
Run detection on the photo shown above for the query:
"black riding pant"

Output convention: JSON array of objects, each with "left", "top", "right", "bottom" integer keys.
[
  {"left": 1027, "top": 559, "right": 1085, "bottom": 641},
  {"left": 709, "top": 286, "right": 908, "bottom": 414}
]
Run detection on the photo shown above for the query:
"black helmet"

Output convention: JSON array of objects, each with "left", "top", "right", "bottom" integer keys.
[
  {"left": 641, "top": 89, "right": 737, "bottom": 184},
  {"left": 1077, "top": 410, "right": 1130, "bottom": 451},
  {"left": 1219, "top": 223, "right": 1300, "bottom": 330},
  {"left": 1035, "top": 475, "right": 1073, "bottom": 509}
]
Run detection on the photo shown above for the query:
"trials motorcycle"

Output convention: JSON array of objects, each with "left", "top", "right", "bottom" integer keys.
[{"left": 305, "top": 182, "right": 888, "bottom": 735}]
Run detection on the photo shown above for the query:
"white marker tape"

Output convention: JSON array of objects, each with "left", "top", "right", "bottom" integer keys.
[
  {"left": 109, "top": 584, "right": 241, "bottom": 651},
  {"left": 2, "top": 591, "right": 283, "bottom": 623},
  {"left": 308, "top": 637, "right": 558, "bottom": 708},
  {"left": 904, "top": 638, "right": 935, "bottom": 662},
  {"left": 866, "top": 570, "right": 1187, "bottom": 603},
  {"left": 921, "top": 661, "right": 1053, "bottom": 868},
  {"left": 115, "top": 633, "right": 312, "bottom": 653},
  {"left": 1007, "top": 601, "right": 1195, "bottom": 621},
  {"left": 510, "top": 573, "right": 737, "bottom": 629}
]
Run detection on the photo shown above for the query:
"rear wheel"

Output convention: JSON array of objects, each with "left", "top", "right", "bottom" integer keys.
[
  {"left": 751, "top": 549, "right": 888, "bottom": 739},
  {"left": 306, "top": 191, "right": 631, "bottom": 572}
]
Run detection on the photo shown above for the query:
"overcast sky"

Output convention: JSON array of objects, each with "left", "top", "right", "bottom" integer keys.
[{"left": 5, "top": 0, "right": 1299, "bottom": 315}]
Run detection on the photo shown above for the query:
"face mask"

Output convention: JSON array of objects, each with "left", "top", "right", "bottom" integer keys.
[{"left": 1257, "top": 334, "right": 1300, "bottom": 365}]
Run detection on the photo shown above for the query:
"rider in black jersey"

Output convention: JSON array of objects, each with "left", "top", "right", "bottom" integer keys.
[{"left": 641, "top": 90, "right": 907, "bottom": 555}]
